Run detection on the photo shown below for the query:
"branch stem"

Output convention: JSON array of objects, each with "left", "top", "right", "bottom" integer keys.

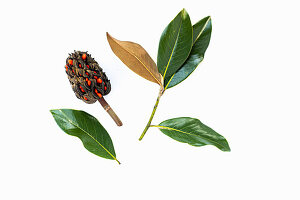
[
  {"left": 139, "top": 91, "right": 162, "bottom": 141},
  {"left": 98, "top": 98, "right": 123, "bottom": 126}
]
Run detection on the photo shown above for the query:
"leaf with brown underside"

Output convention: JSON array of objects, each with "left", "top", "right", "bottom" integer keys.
[{"left": 107, "top": 33, "right": 163, "bottom": 88}]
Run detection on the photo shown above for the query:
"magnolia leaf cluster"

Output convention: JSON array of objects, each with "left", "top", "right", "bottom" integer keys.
[{"left": 51, "top": 9, "right": 230, "bottom": 164}]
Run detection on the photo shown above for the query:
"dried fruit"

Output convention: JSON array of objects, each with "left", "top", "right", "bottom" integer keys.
[{"left": 65, "top": 51, "right": 122, "bottom": 126}]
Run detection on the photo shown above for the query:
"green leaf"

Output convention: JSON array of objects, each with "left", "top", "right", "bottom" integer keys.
[
  {"left": 157, "top": 9, "right": 193, "bottom": 87},
  {"left": 50, "top": 109, "right": 120, "bottom": 164},
  {"left": 155, "top": 117, "right": 230, "bottom": 152},
  {"left": 165, "top": 16, "right": 212, "bottom": 89}
]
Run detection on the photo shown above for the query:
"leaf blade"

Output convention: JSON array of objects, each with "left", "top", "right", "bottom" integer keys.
[
  {"left": 157, "top": 9, "right": 193, "bottom": 86},
  {"left": 165, "top": 16, "right": 212, "bottom": 89},
  {"left": 107, "top": 33, "right": 163, "bottom": 88},
  {"left": 156, "top": 117, "right": 230, "bottom": 152},
  {"left": 50, "top": 109, "right": 120, "bottom": 164}
]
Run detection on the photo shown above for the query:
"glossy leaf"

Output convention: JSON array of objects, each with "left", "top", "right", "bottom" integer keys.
[
  {"left": 107, "top": 33, "right": 163, "bottom": 88},
  {"left": 166, "top": 16, "right": 212, "bottom": 89},
  {"left": 50, "top": 109, "right": 120, "bottom": 164},
  {"left": 157, "top": 9, "right": 193, "bottom": 86},
  {"left": 155, "top": 117, "right": 230, "bottom": 152}
]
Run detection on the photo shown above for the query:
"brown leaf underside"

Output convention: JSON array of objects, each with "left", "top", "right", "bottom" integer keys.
[{"left": 107, "top": 33, "right": 163, "bottom": 87}]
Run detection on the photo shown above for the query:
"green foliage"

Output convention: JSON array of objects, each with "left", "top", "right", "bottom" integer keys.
[
  {"left": 157, "top": 9, "right": 193, "bottom": 87},
  {"left": 166, "top": 16, "right": 212, "bottom": 89},
  {"left": 50, "top": 109, "right": 120, "bottom": 164},
  {"left": 156, "top": 117, "right": 230, "bottom": 152}
]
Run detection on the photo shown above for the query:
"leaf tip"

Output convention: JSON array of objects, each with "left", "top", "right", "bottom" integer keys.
[
  {"left": 181, "top": 8, "right": 189, "bottom": 17},
  {"left": 49, "top": 109, "right": 57, "bottom": 115},
  {"left": 223, "top": 144, "right": 231, "bottom": 152},
  {"left": 106, "top": 32, "right": 116, "bottom": 42},
  {"left": 106, "top": 32, "right": 111, "bottom": 40},
  {"left": 219, "top": 139, "right": 231, "bottom": 152},
  {"left": 106, "top": 32, "right": 119, "bottom": 46}
]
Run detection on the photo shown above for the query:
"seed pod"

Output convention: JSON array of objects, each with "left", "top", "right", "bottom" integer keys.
[{"left": 65, "top": 51, "right": 122, "bottom": 126}]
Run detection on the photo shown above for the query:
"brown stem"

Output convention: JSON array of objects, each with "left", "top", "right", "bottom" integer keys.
[{"left": 98, "top": 98, "right": 123, "bottom": 126}]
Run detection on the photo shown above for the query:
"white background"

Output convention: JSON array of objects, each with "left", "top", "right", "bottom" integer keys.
[{"left": 1, "top": 0, "right": 299, "bottom": 199}]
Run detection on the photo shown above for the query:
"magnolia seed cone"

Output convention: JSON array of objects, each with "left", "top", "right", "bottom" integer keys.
[{"left": 65, "top": 50, "right": 122, "bottom": 126}]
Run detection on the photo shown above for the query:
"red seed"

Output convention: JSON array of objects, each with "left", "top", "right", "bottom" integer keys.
[
  {"left": 86, "top": 72, "right": 89, "bottom": 76},
  {"left": 84, "top": 97, "right": 88, "bottom": 100},
  {"left": 94, "top": 76, "right": 97, "bottom": 79},
  {"left": 82, "top": 54, "right": 87, "bottom": 60},
  {"left": 97, "top": 78, "right": 102, "bottom": 84},
  {"left": 79, "top": 86, "right": 85, "bottom": 92},
  {"left": 97, "top": 93, "right": 102, "bottom": 98},
  {"left": 79, "top": 64, "right": 82, "bottom": 68},
  {"left": 95, "top": 89, "right": 98, "bottom": 93},
  {"left": 86, "top": 78, "right": 89, "bottom": 82},
  {"left": 68, "top": 59, "right": 73, "bottom": 65},
  {"left": 87, "top": 65, "right": 89, "bottom": 69},
  {"left": 72, "top": 69, "right": 75, "bottom": 73},
  {"left": 88, "top": 80, "right": 91, "bottom": 86},
  {"left": 104, "top": 86, "right": 107, "bottom": 90},
  {"left": 65, "top": 65, "right": 68, "bottom": 71}
]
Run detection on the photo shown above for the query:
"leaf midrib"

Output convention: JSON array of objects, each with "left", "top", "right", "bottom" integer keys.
[
  {"left": 162, "top": 22, "right": 183, "bottom": 79},
  {"left": 152, "top": 125, "right": 227, "bottom": 149},
  {"left": 111, "top": 38, "right": 162, "bottom": 87},
  {"left": 55, "top": 110, "right": 119, "bottom": 163}
]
